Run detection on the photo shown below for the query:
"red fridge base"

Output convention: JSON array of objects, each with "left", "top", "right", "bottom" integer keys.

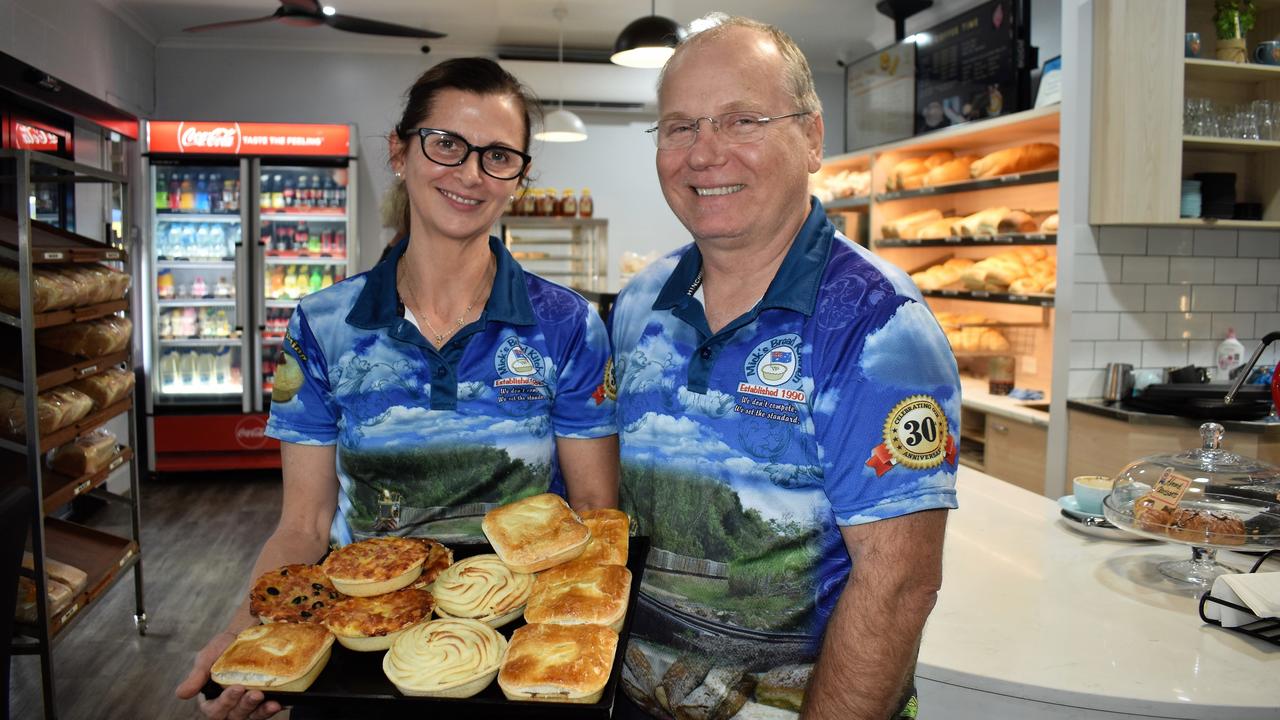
[{"left": 154, "top": 413, "right": 281, "bottom": 471}]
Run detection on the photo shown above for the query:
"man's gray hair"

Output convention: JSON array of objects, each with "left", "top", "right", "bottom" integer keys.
[{"left": 657, "top": 14, "right": 823, "bottom": 115}]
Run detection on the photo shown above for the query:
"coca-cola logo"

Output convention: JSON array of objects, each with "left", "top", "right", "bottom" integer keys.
[
  {"left": 234, "top": 415, "right": 268, "bottom": 449},
  {"left": 15, "top": 123, "right": 59, "bottom": 150},
  {"left": 177, "top": 122, "right": 241, "bottom": 154}
]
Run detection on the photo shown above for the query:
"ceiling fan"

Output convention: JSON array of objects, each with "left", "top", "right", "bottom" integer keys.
[{"left": 182, "top": 0, "right": 446, "bottom": 39}]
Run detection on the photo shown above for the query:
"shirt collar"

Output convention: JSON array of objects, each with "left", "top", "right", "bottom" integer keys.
[
  {"left": 652, "top": 197, "right": 833, "bottom": 317},
  {"left": 346, "top": 234, "right": 536, "bottom": 331}
]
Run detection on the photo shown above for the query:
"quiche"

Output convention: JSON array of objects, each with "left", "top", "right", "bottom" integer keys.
[
  {"left": 323, "top": 587, "right": 436, "bottom": 651},
  {"left": 321, "top": 537, "right": 427, "bottom": 597},
  {"left": 249, "top": 564, "right": 343, "bottom": 624},
  {"left": 408, "top": 537, "right": 454, "bottom": 590}
]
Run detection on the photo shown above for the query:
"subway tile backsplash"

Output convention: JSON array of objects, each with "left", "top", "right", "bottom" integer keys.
[{"left": 1069, "top": 226, "right": 1280, "bottom": 397}]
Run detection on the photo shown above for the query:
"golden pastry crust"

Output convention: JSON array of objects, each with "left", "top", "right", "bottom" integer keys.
[
  {"left": 575, "top": 509, "right": 630, "bottom": 566},
  {"left": 323, "top": 588, "right": 435, "bottom": 639},
  {"left": 432, "top": 554, "right": 533, "bottom": 627},
  {"left": 211, "top": 623, "right": 334, "bottom": 691},
  {"left": 408, "top": 538, "right": 454, "bottom": 589},
  {"left": 1134, "top": 493, "right": 1247, "bottom": 545},
  {"left": 249, "top": 564, "right": 343, "bottom": 624},
  {"left": 321, "top": 537, "right": 426, "bottom": 596},
  {"left": 383, "top": 618, "right": 507, "bottom": 698},
  {"left": 525, "top": 563, "right": 632, "bottom": 631},
  {"left": 481, "top": 493, "right": 589, "bottom": 573},
  {"left": 498, "top": 623, "right": 619, "bottom": 703}
]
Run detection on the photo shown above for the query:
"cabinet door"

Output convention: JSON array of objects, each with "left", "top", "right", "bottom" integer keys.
[{"left": 984, "top": 416, "right": 1048, "bottom": 494}]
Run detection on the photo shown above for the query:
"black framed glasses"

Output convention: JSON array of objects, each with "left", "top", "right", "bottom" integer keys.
[
  {"left": 415, "top": 128, "right": 531, "bottom": 180},
  {"left": 646, "top": 111, "right": 812, "bottom": 150}
]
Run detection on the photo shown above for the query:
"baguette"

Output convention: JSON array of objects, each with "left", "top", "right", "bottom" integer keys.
[
  {"left": 882, "top": 209, "right": 943, "bottom": 239},
  {"left": 887, "top": 157, "right": 927, "bottom": 191},
  {"left": 970, "top": 143, "right": 1059, "bottom": 178},
  {"left": 923, "top": 155, "right": 980, "bottom": 187},
  {"left": 997, "top": 210, "right": 1039, "bottom": 234},
  {"left": 952, "top": 207, "right": 1010, "bottom": 237}
]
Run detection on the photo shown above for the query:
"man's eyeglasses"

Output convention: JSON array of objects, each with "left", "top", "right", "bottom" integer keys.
[
  {"left": 646, "top": 111, "right": 811, "bottom": 150},
  {"left": 415, "top": 128, "right": 531, "bottom": 180}
]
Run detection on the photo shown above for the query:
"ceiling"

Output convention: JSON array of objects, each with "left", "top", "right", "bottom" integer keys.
[{"left": 102, "top": 0, "right": 970, "bottom": 71}]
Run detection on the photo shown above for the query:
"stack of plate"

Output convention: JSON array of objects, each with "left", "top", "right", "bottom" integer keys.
[
  {"left": 1180, "top": 180, "right": 1202, "bottom": 218},
  {"left": 1195, "top": 172, "right": 1236, "bottom": 219}
]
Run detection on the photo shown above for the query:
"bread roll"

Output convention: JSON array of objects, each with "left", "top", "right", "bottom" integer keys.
[
  {"left": 924, "top": 150, "right": 955, "bottom": 169},
  {"left": 997, "top": 210, "right": 1039, "bottom": 234},
  {"left": 482, "top": 493, "right": 590, "bottom": 573},
  {"left": 48, "top": 427, "right": 118, "bottom": 476},
  {"left": 913, "top": 217, "right": 958, "bottom": 240},
  {"left": 1008, "top": 277, "right": 1045, "bottom": 295},
  {"left": 923, "top": 155, "right": 980, "bottom": 186},
  {"left": 882, "top": 209, "right": 943, "bottom": 239},
  {"left": 952, "top": 207, "right": 1010, "bottom": 237},
  {"left": 970, "top": 143, "right": 1059, "bottom": 178},
  {"left": 887, "top": 157, "right": 927, "bottom": 191},
  {"left": 1039, "top": 213, "right": 1059, "bottom": 233}
]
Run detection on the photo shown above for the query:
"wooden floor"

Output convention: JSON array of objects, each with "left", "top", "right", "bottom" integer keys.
[{"left": 9, "top": 472, "right": 285, "bottom": 720}]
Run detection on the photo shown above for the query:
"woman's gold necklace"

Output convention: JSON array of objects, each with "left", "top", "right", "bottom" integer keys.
[{"left": 400, "top": 260, "right": 492, "bottom": 346}]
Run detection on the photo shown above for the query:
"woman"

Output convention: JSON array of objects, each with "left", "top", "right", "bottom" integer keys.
[{"left": 176, "top": 58, "right": 618, "bottom": 720}]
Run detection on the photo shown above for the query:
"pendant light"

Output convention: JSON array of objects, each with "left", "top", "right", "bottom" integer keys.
[
  {"left": 610, "top": 0, "right": 686, "bottom": 69},
  {"left": 535, "top": 6, "right": 588, "bottom": 143}
]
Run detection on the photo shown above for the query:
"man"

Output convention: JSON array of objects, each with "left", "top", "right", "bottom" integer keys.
[{"left": 610, "top": 16, "right": 960, "bottom": 720}]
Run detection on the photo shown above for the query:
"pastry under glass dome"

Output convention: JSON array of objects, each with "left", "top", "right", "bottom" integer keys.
[{"left": 1102, "top": 422, "right": 1280, "bottom": 586}]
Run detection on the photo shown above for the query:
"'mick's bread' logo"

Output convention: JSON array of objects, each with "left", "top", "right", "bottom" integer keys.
[{"left": 177, "top": 122, "right": 241, "bottom": 154}]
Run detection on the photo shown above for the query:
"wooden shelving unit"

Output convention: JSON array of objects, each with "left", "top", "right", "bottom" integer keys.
[
  {"left": 2, "top": 149, "right": 146, "bottom": 720},
  {"left": 499, "top": 216, "right": 608, "bottom": 293}
]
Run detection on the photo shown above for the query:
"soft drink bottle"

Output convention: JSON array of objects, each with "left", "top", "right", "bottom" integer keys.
[
  {"left": 271, "top": 174, "right": 285, "bottom": 210},
  {"left": 295, "top": 222, "right": 309, "bottom": 253},
  {"left": 195, "top": 173, "right": 210, "bottom": 212},
  {"left": 310, "top": 175, "right": 322, "bottom": 207},
  {"left": 224, "top": 178, "right": 238, "bottom": 212},
  {"left": 180, "top": 174, "right": 195, "bottom": 210},
  {"left": 283, "top": 176, "right": 296, "bottom": 208},
  {"left": 259, "top": 173, "right": 271, "bottom": 210},
  {"left": 320, "top": 228, "right": 333, "bottom": 254},
  {"left": 297, "top": 175, "right": 310, "bottom": 208},
  {"left": 321, "top": 267, "right": 334, "bottom": 289},
  {"left": 155, "top": 170, "right": 168, "bottom": 210},
  {"left": 335, "top": 229, "right": 346, "bottom": 255},
  {"left": 306, "top": 225, "right": 321, "bottom": 254},
  {"left": 309, "top": 267, "right": 322, "bottom": 293},
  {"left": 322, "top": 176, "right": 335, "bottom": 208},
  {"left": 208, "top": 173, "right": 222, "bottom": 212},
  {"left": 335, "top": 179, "right": 346, "bottom": 209},
  {"left": 169, "top": 174, "right": 182, "bottom": 210}
]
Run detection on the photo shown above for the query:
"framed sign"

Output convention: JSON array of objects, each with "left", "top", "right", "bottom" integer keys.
[{"left": 844, "top": 41, "right": 917, "bottom": 152}]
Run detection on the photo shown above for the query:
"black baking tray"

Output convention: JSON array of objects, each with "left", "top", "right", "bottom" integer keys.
[{"left": 204, "top": 537, "right": 648, "bottom": 718}]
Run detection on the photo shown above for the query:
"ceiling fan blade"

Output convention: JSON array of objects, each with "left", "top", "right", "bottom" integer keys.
[
  {"left": 183, "top": 13, "right": 283, "bottom": 33},
  {"left": 325, "top": 13, "right": 446, "bottom": 39},
  {"left": 278, "top": 0, "right": 321, "bottom": 11}
]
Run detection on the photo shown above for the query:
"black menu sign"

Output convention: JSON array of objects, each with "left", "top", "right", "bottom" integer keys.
[{"left": 914, "top": 0, "right": 1026, "bottom": 134}]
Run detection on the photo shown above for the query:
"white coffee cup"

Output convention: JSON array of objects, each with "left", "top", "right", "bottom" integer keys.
[{"left": 1073, "top": 475, "right": 1113, "bottom": 515}]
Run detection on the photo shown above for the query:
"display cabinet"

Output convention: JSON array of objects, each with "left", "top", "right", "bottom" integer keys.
[
  {"left": 499, "top": 216, "right": 608, "bottom": 293},
  {"left": 0, "top": 149, "right": 146, "bottom": 720}
]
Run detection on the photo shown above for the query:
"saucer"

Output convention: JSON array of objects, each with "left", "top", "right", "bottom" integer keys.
[{"left": 1058, "top": 495, "right": 1104, "bottom": 520}]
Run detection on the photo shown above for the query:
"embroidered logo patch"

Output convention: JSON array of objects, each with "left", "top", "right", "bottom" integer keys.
[{"left": 865, "top": 395, "right": 956, "bottom": 476}]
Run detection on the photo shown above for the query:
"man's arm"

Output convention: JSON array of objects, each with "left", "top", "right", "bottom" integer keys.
[
  {"left": 802, "top": 509, "right": 948, "bottom": 719},
  {"left": 556, "top": 434, "right": 620, "bottom": 511}
]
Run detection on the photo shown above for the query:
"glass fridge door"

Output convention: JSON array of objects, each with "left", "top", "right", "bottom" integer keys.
[
  {"left": 151, "top": 159, "right": 248, "bottom": 407},
  {"left": 254, "top": 162, "right": 352, "bottom": 410}
]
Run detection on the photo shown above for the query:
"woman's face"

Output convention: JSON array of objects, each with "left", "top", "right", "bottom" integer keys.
[{"left": 390, "top": 88, "right": 527, "bottom": 245}]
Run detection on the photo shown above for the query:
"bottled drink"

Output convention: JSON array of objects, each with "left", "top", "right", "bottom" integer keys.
[
  {"left": 209, "top": 224, "right": 226, "bottom": 259},
  {"left": 259, "top": 173, "right": 271, "bottom": 211},
  {"left": 271, "top": 174, "right": 285, "bottom": 210},
  {"left": 310, "top": 175, "right": 322, "bottom": 207},
  {"left": 321, "top": 267, "right": 334, "bottom": 289},
  {"left": 297, "top": 175, "right": 310, "bottom": 208},
  {"left": 197, "top": 350, "right": 214, "bottom": 384},
  {"left": 284, "top": 266, "right": 300, "bottom": 299},
  {"left": 195, "top": 173, "right": 210, "bottom": 213},
  {"left": 224, "top": 178, "right": 238, "bottom": 212},
  {"left": 180, "top": 223, "right": 195, "bottom": 258},
  {"left": 215, "top": 309, "right": 230, "bottom": 337},
  {"left": 579, "top": 188, "right": 593, "bottom": 218},
  {"left": 270, "top": 266, "right": 285, "bottom": 298},
  {"left": 309, "top": 266, "right": 322, "bottom": 293},
  {"left": 195, "top": 224, "right": 210, "bottom": 259},
  {"left": 306, "top": 225, "right": 320, "bottom": 254},
  {"left": 157, "top": 269, "right": 175, "bottom": 299},
  {"left": 214, "top": 276, "right": 233, "bottom": 298},
  {"left": 155, "top": 170, "right": 168, "bottom": 210},
  {"left": 169, "top": 174, "right": 182, "bottom": 210},
  {"left": 334, "top": 229, "right": 346, "bottom": 255},
  {"left": 161, "top": 350, "right": 179, "bottom": 387},
  {"left": 322, "top": 176, "right": 336, "bottom": 208},
  {"left": 335, "top": 179, "right": 346, "bottom": 209},
  {"left": 295, "top": 222, "right": 310, "bottom": 253},
  {"left": 283, "top": 176, "right": 296, "bottom": 208},
  {"left": 180, "top": 174, "right": 195, "bottom": 210},
  {"left": 261, "top": 223, "right": 273, "bottom": 252},
  {"left": 215, "top": 346, "right": 232, "bottom": 384},
  {"left": 320, "top": 228, "right": 334, "bottom": 254},
  {"left": 208, "top": 173, "right": 222, "bottom": 212},
  {"left": 191, "top": 275, "right": 208, "bottom": 298}
]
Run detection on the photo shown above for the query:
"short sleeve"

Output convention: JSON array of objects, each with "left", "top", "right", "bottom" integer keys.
[
  {"left": 265, "top": 304, "right": 340, "bottom": 445},
  {"left": 551, "top": 302, "right": 617, "bottom": 438},
  {"left": 812, "top": 298, "right": 960, "bottom": 526}
]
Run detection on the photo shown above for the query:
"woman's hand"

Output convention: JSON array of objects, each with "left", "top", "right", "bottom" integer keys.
[{"left": 176, "top": 631, "right": 283, "bottom": 720}]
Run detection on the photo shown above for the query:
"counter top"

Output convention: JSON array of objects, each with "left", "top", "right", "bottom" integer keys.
[
  {"left": 919, "top": 467, "right": 1277, "bottom": 718},
  {"left": 960, "top": 376, "right": 1051, "bottom": 427},
  {"left": 1068, "top": 397, "right": 1280, "bottom": 434}
]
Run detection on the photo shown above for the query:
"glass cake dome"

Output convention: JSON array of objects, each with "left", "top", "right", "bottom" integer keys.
[{"left": 1102, "top": 422, "right": 1280, "bottom": 586}]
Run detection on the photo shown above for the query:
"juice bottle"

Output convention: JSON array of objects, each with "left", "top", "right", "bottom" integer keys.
[
  {"left": 179, "top": 174, "right": 195, "bottom": 210},
  {"left": 309, "top": 267, "right": 322, "bottom": 293},
  {"left": 270, "top": 266, "right": 285, "bottom": 298},
  {"left": 321, "top": 267, "right": 334, "bottom": 289},
  {"left": 155, "top": 170, "right": 168, "bottom": 210}
]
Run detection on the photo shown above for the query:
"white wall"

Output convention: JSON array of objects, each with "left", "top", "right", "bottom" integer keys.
[{"left": 0, "top": 0, "right": 155, "bottom": 117}]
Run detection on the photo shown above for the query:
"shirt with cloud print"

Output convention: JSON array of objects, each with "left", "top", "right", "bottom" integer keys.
[
  {"left": 610, "top": 200, "right": 959, "bottom": 705},
  {"left": 267, "top": 237, "right": 616, "bottom": 547}
]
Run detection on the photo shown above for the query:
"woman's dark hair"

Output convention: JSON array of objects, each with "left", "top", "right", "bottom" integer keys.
[{"left": 388, "top": 57, "right": 540, "bottom": 236}]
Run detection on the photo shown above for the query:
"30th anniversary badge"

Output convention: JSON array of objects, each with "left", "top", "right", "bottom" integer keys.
[{"left": 865, "top": 395, "right": 957, "bottom": 476}]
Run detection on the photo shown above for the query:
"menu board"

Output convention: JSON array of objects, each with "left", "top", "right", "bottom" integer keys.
[
  {"left": 914, "top": 0, "right": 1028, "bottom": 134},
  {"left": 844, "top": 42, "right": 917, "bottom": 152}
]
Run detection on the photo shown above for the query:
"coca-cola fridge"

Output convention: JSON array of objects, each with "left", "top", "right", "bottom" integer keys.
[{"left": 141, "top": 121, "right": 358, "bottom": 473}]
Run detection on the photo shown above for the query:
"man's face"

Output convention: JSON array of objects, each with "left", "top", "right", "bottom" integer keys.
[{"left": 655, "top": 27, "right": 823, "bottom": 248}]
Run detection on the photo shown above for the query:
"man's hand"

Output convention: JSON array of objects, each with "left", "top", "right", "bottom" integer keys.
[{"left": 175, "top": 630, "right": 283, "bottom": 720}]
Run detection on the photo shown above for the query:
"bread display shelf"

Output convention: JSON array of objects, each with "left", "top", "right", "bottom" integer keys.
[
  {"left": 0, "top": 348, "right": 129, "bottom": 394},
  {"left": 875, "top": 170, "right": 1058, "bottom": 202},
  {"left": 825, "top": 195, "right": 870, "bottom": 211},
  {"left": 0, "top": 298, "right": 129, "bottom": 331},
  {"left": 202, "top": 538, "right": 649, "bottom": 718},
  {"left": 0, "top": 218, "right": 127, "bottom": 265},
  {"left": 41, "top": 446, "right": 133, "bottom": 515},
  {"left": 35, "top": 397, "right": 132, "bottom": 455},
  {"left": 876, "top": 233, "right": 1056, "bottom": 248},
  {"left": 13, "top": 518, "right": 138, "bottom": 641},
  {"left": 921, "top": 289, "right": 1054, "bottom": 307}
]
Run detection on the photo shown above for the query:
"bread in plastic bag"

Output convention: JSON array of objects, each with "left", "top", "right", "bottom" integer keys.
[
  {"left": 48, "top": 427, "right": 118, "bottom": 477},
  {"left": 0, "top": 264, "right": 80, "bottom": 313},
  {"left": 69, "top": 367, "right": 135, "bottom": 409},
  {"left": 22, "top": 552, "right": 89, "bottom": 596},
  {"left": 15, "top": 576, "right": 76, "bottom": 624},
  {"left": 0, "top": 385, "right": 94, "bottom": 438},
  {"left": 37, "top": 315, "right": 132, "bottom": 358}
]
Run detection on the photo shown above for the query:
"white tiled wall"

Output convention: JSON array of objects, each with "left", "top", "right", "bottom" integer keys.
[{"left": 1069, "top": 226, "right": 1280, "bottom": 398}]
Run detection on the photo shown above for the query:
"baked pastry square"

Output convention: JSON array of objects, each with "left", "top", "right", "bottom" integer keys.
[
  {"left": 211, "top": 623, "right": 334, "bottom": 692},
  {"left": 525, "top": 563, "right": 632, "bottom": 632},
  {"left": 249, "top": 564, "right": 343, "bottom": 624},
  {"left": 482, "top": 493, "right": 589, "bottom": 573},
  {"left": 321, "top": 537, "right": 426, "bottom": 597},
  {"left": 432, "top": 554, "right": 533, "bottom": 628},
  {"left": 323, "top": 588, "right": 435, "bottom": 651},
  {"left": 498, "top": 623, "right": 619, "bottom": 703},
  {"left": 575, "top": 508, "right": 629, "bottom": 566},
  {"left": 383, "top": 618, "right": 507, "bottom": 698}
]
